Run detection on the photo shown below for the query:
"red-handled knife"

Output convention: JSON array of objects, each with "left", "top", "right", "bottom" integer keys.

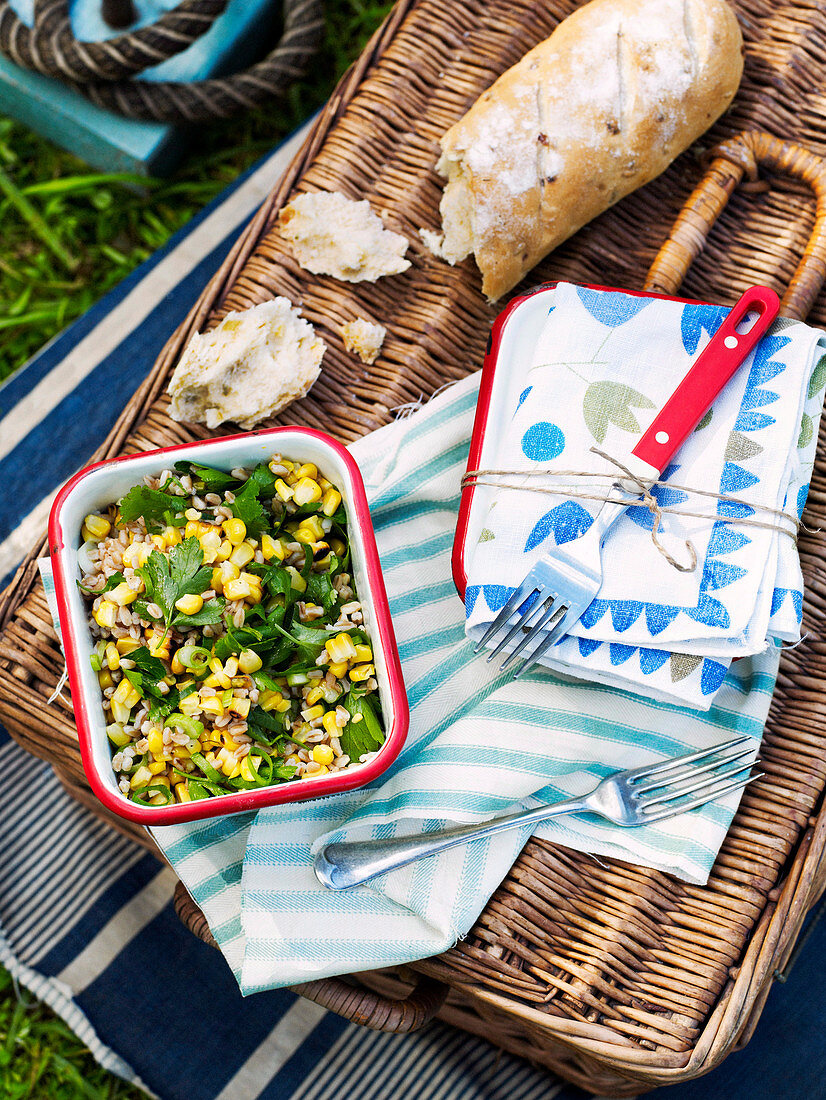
[{"left": 475, "top": 283, "right": 782, "bottom": 678}]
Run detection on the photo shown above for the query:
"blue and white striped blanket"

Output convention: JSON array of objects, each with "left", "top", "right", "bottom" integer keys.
[{"left": 0, "top": 126, "right": 824, "bottom": 1099}]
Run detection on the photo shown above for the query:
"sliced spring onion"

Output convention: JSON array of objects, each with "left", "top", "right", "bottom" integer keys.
[
  {"left": 165, "top": 712, "right": 204, "bottom": 739},
  {"left": 177, "top": 645, "right": 210, "bottom": 674},
  {"left": 131, "top": 784, "right": 174, "bottom": 806}
]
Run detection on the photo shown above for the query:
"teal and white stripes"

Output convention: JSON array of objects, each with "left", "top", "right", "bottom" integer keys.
[{"left": 42, "top": 374, "right": 777, "bottom": 994}]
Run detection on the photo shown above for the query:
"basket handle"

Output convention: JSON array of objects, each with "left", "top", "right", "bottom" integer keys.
[
  {"left": 172, "top": 880, "right": 448, "bottom": 1032},
  {"left": 644, "top": 131, "right": 826, "bottom": 319}
]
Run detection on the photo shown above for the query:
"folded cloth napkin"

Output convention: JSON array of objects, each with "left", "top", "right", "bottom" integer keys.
[
  {"left": 40, "top": 375, "right": 777, "bottom": 994},
  {"left": 465, "top": 283, "right": 826, "bottom": 709}
]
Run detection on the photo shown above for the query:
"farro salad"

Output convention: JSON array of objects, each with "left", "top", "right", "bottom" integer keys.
[{"left": 78, "top": 454, "right": 384, "bottom": 807}]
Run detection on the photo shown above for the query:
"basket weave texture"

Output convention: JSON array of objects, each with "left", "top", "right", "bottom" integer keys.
[{"left": 4, "top": 1, "right": 826, "bottom": 1093}]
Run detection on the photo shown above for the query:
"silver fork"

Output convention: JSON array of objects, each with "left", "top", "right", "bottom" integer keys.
[
  {"left": 475, "top": 284, "right": 780, "bottom": 679},
  {"left": 314, "top": 735, "right": 760, "bottom": 889}
]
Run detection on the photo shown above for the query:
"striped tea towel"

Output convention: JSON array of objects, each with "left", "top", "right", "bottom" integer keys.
[
  {"left": 40, "top": 375, "right": 777, "bottom": 993},
  {"left": 465, "top": 284, "right": 825, "bottom": 709}
]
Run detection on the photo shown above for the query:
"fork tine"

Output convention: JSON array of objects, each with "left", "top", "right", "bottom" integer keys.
[
  {"left": 486, "top": 591, "right": 549, "bottom": 664},
  {"left": 626, "top": 735, "right": 752, "bottom": 782},
  {"left": 474, "top": 584, "right": 535, "bottom": 654},
  {"left": 633, "top": 745, "right": 755, "bottom": 794},
  {"left": 639, "top": 761, "right": 757, "bottom": 811},
  {"left": 499, "top": 597, "right": 566, "bottom": 672},
  {"left": 639, "top": 772, "right": 762, "bottom": 823},
  {"left": 510, "top": 603, "right": 575, "bottom": 680}
]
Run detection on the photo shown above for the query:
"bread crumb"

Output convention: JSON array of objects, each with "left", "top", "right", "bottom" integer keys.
[
  {"left": 419, "top": 227, "right": 446, "bottom": 258},
  {"left": 167, "top": 298, "right": 325, "bottom": 430},
  {"left": 278, "top": 191, "right": 410, "bottom": 283},
  {"left": 341, "top": 318, "right": 386, "bottom": 365}
]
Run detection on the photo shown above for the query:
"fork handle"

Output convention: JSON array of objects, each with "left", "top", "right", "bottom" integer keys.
[
  {"left": 630, "top": 284, "right": 780, "bottom": 480},
  {"left": 313, "top": 797, "right": 591, "bottom": 890}
]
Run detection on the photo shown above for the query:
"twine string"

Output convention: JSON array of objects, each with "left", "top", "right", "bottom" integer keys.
[{"left": 461, "top": 446, "right": 800, "bottom": 574}]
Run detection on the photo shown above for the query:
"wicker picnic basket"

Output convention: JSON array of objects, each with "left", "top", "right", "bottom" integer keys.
[{"left": 4, "top": 0, "right": 826, "bottom": 1092}]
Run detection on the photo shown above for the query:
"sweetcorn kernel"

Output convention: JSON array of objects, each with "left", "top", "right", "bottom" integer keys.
[
  {"left": 259, "top": 689, "right": 284, "bottom": 712},
  {"left": 322, "top": 711, "right": 340, "bottom": 737},
  {"left": 216, "top": 539, "right": 233, "bottom": 561},
  {"left": 224, "top": 577, "right": 252, "bottom": 601},
  {"left": 321, "top": 489, "right": 342, "bottom": 517},
  {"left": 305, "top": 684, "right": 325, "bottom": 707},
  {"left": 296, "top": 463, "right": 318, "bottom": 480},
  {"left": 238, "top": 649, "right": 263, "bottom": 674},
  {"left": 274, "top": 478, "right": 294, "bottom": 501},
  {"left": 116, "top": 637, "right": 141, "bottom": 655},
  {"left": 229, "top": 542, "right": 255, "bottom": 568},
  {"left": 349, "top": 663, "right": 375, "bottom": 683},
  {"left": 148, "top": 761, "right": 167, "bottom": 775},
  {"left": 104, "top": 642, "right": 120, "bottom": 670},
  {"left": 93, "top": 601, "right": 118, "bottom": 629},
  {"left": 108, "top": 583, "right": 139, "bottom": 606},
  {"left": 83, "top": 513, "right": 111, "bottom": 540},
  {"left": 353, "top": 644, "right": 373, "bottom": 663},
  {"left": 175, "top": 593, "right": 204, "bottom": 616},
  {"left": 312, "top": 744, "right": 334, "bottom": 766},
  {"left": 293, "top": 477, "right": 323, "bottom": 506},
  {"left": 261, "top": 533, "right": 283, "bottom": 561},
  {"left": 326, "top": 633, "right": 357, "bottom": 663},
  {"left": 222, "top": 518, "right": 247, "bottom": 545},
  {"left": 285, "top": 754, "right": 301, "bottom": 767},
  {"left": 286, "top": 567, "right": 306, "bottom": 592},
  {"left": 329, "top": 661, "right": 348, "bottom": 678},
  {"left": 220, "top": 561, "right": 240, "bottom": 583},
  {"left": 229, "top": 697, "right": 251, "bottom": 718}
]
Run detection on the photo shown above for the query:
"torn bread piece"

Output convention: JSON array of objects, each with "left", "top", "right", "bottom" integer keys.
[
  {"left": 168, "top": 298, "right": 325, "bottom": 430},
  {"left": 277, "top": 191, "right": 410, "bottom": 283},
  {"left": 340, "top": 318, "right": 387, "bottom": 365}
]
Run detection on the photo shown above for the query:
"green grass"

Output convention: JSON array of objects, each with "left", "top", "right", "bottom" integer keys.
[
  {"left": 0, "top": 1, "right": 392, "bottom": 1095},
  {"left": 0, "top": 0, "right": 393, "bottom": 385}
]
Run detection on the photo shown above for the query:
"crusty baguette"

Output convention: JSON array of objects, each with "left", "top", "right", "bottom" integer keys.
[{"left": 435, "top": 0, "right": 743, "bottom": 301}]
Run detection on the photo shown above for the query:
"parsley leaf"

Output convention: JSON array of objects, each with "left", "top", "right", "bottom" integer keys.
[
  {"left": 174, "top": 460, "right": 240, "bottom": 491},
  {"left": 77, "top": 571, "right": 125, "bottom": 596},
  {"left": 118, "top": 486, "right": 187, "bottom": 532},
  {"left": 138, "top": 538, "right": 224, "bottom": 635},
  {"left": 340, "top": 692, "right": 385, "bottom": 760},
  {"left": 248, "top": 462, "right": 277, "bottom": 496},
  {"left": 229, "top": 479, "right": 268, "bottom": 536}
]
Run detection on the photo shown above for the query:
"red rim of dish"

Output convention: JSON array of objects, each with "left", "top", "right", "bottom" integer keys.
[
  {"left": 451, "top": 281, "right": 713, "bottom": 601},
  {"left": 49, "top": 425, "right": 409, "bottom": 825}
]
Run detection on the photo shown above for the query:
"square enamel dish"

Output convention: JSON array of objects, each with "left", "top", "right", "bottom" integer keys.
[
  {"left": 452, "top": 282, "right": 712, "bottom": 598},
  {"left": 49, "top": 426, "right": 409, "bottom": 825}
]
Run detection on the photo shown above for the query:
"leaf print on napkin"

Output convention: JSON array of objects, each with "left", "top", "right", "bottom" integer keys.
[
  {"left": 575, "top": 286, "right": 652, "bottom": 327},
  {"left": 694, "top": 409, "right": 713, "bottom": 432},
  {"left": 524, "top": 501, "right": 593, "bottom": 551},
  {"left": 808, "top": 353, "right": 826, "bottom": 399},
  {"left": 725, "top": 432, "right": 763, "bottom": 462},
  {"left": 680, "top": 302, "right": 727, "bottom": 355},
  {"left": 798, "top": 413, "right": 814, "bottom": 449},
  {"left": 670, "top": 653, "right": 702, "bottom": 682},
  {"left": 582, "top": 381, "right": 655, "bottom": 445},
  {"left": 477, "top": 528, "right": 495, "bottom": 543}
]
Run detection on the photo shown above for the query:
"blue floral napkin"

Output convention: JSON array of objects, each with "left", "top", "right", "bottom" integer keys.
[{"left": 466, "top": 283, "right": 826, "bottom": 709}]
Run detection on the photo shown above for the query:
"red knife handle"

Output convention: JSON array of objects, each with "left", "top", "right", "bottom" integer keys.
[{"left": 631, "top": 285, "right": 781, "bottom": 478}]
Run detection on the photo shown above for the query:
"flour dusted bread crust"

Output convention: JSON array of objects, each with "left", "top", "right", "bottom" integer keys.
[
  {"left": 168, "top": 298, "right": 325, "bottom": 430},
  {"left": 435, "top": 0, "right": 743, "bottom": 301}
]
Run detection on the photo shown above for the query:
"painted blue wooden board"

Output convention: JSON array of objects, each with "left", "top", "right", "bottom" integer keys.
[{"left": 0, "top": 0, "right": 280, "bottom": 175}]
